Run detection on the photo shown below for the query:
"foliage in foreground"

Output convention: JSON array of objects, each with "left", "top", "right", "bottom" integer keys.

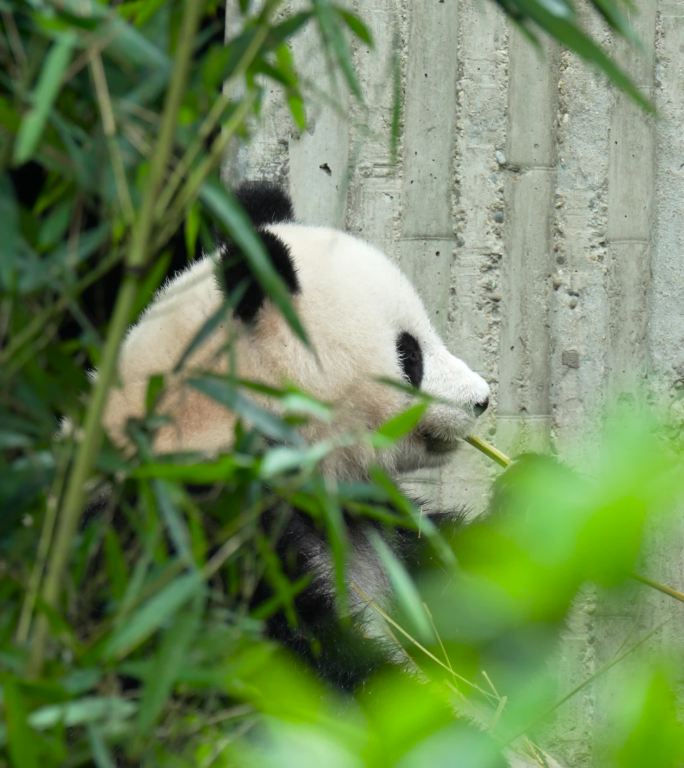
[{"left": 0, "top": 0, "right": 678, "bottom": 766}]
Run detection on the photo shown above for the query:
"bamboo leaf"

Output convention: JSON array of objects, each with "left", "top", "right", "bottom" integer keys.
[
  {"left": 199, "top": 180, "right": 308, "bottom": 344},
  {"left": 320, "top": 486, "right": 348, "bottom": 615},
  {"left": 334, "top": 7, "right": 374, "bottom": 47},
  {"left": 370, "top": 531, "right": 434, "bottom": 645},
  {"left": 275, "top": 43, "right": 307, "bottom": 131},
  {"left": 260, "top": 441, "right": 334, "bottom": 478},
  {"left": 28, "top": 697, "right": 136, "bottom": 730},
  {"left": 2, "top": 679, "right": 39, "bottom": 768},
  {"left": 132, "top": 453, "right": 250, "bottom": 482},
  {"left": 312, "top": 0, "right": 363, "bottom": 99},
  {"left": 152, "top": 479, "right": 193, "bottom": 564},
  {"left": 14, "top": 32, "right": 77, "bottom": 164},
  {"left": 189, "top": 374, "right": 303, "bottom": 444},
  {"left": 514, "top": 0, "right": 653, "bottom": 112},
  {"left": 86, "top": 724, "right": 117, "bottom": 768},
  {"left": 372, "top": 402, "right": 428, "bottom": 447},
  {"left": 136, "top": 592, "right": 204, "bottom": 735},
  {"left": 104, "top": 572, "right": 204, "bottom": 660}
]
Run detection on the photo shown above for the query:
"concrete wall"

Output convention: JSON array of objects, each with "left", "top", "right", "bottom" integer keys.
[{"left": 229, "top": 2, "right": 684, "bottom": 763}]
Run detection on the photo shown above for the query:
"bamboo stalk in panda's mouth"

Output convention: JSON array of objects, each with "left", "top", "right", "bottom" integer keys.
[{"left": 465, "top": 435, "right": 512, "bottom": 468}]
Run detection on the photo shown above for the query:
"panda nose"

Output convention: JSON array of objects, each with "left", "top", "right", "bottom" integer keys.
[{"left": 473, "top": 397, "right": 489, "bottom": 417}]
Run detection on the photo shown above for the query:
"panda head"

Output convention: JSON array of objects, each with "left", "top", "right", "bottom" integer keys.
[{"left": 105, "top": 182, "right": 490, "bottom": 479}]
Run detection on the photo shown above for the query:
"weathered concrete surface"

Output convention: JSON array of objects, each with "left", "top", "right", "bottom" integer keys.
[{"left": 228, "top": 2, "right": 684, "bottom": 764}]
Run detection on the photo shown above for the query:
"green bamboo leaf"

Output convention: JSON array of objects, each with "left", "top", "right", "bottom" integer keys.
[
  {"left": 320, "top": 487, "right": 348, "bottom": 615},
  {"left": 255, "top": 533, "right": 299, "bottom": 626},
  {"left": 103, "top": 528, "right": 128, "bottom": 603},
  {"left": 104, "top": 571, "right": 204, "bottom": 659},
  {"left": 224, "top": 12, "right": 313, "bottom": 80},
  {"left": 371, "top": 401, "right": 428, "bottom": 447},
  {"left": 390, "top": 43, "right": 401, "bottom": 164},
  {"left": 86, "top": 724, "right": 117, "bottom": 768},
  {"left": 265, "top": 11, "right": 315, "bottom": 48},
  {"left": 132, "top": 453, "right": 249, "bottom": 482},
  {"left": 312, "top": 0, "right": 363, "bottom": 99},
  {"left": 516, "top": 0, "right": 654, "bottom": 112},
  {"left": 106, "top": 15, "right": 170, "bottom": 69},
  {"left": 184, "top": 203, "right": 200, "bottom": 257},
  {"left": 152, "top": 479, "right": 193, "bottom": 564},
  {"left": 136, "top": 592, "right": 204, "bottom": 735},
  {"left": 275, "top": 44, "right": 307, "bottom": 131},
  {"left": 370, "top": 531, "right": 434, "bottom": 644},
  {"left": 172, "top": 299, "right": 234, "bottom": 374},
  {"left": 14, "top": 32, "right": 77, "bottom": 164},
  {"left": 144, "top": 373, "right": 165, "bottom": 414},
  {"left": 130, "top": 251, "right": 171, "bottom": 321},
  {"left": 334, "top": 7, "right": 374, "bottom": 46},
  {"left": 590, "top": 0, "right": 639, "bottom": 42},
  {"left": 37, "top": 200, "right": 72, "bottom": 250},
  {"left": 0, "top": 175, "right": 19, "bottom": 288},
  {"left": 260, "top": 441, "right": 334, "bottom": 478},
  {"left": 189, "top": 374, "right": 303, "bottom": 444},
  {"left": 279, "top": 391, "right": 332, "bottom": 421},
  {"left": 2, "top": 679, "right": 39, "bottom": 768},
  {"left": 369, "top": 466, "right": 457, "bottom": 568},
  {"left": 199, "top": 179, "right": 308, "bottom": 344},
  {"left": 29, "top": 697, "right": 136, "bottom": 730},
  {"left": 532, "top": 0, "right": 575, "bottom": 20}
]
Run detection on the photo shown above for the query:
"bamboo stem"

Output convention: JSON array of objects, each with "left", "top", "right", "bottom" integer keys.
[
  {"left": 632, "top": 572, "right": 684, "bottom": 604},
  {"left": 465, "top": 434, "right": 512, "bottom": 468}
]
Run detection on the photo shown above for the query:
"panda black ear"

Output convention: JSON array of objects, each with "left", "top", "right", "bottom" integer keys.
[
  {"left": 235, "top": 181, "right": 294, "bottom": 227},
  {"left": 218, "top": 230, "right": 299, "bottom": 323}
]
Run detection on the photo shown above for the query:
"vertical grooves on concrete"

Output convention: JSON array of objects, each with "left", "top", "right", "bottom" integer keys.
[
  {"left": 606, "top": 8, "right": 656, "bottom": 389},
  {"left": 396, "top": 1, "right": 459, "bottom": 334},
  {"left": 650, "top": 3, "right": 684, "bottom": 388},
  {"left": 288, "top": 16, "right": 350, "bottom": 227},
  {"left": 497, "top": 32, "right": 558, "bottom": 452},
  {"left": 399, "top": 3, "right": 459, "bottom": 240},
  {"left": 439, "top": 1, "right": 508, "bottom": 512},
  {"left": 346, "top": 0, "right": 406, "bottom": 253}
]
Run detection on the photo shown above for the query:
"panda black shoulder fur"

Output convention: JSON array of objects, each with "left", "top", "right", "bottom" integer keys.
[{"left": 100, "top": 181, "right": 490, "bottom": 689}]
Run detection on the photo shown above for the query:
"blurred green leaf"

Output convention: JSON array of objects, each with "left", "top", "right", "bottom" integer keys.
[
  {"left": 103, "top": 528, "right": 129, "bottom": 604},
  {"left": 260, "top": 442, "right": 334, "bottom": 478},
  {"left": 152, "top": 479, "right": 193, "bottom": 564},
  {"left": 136, "top": 591, "right": 204, "bottom": 735},
  {"left": 371, "top": 402, "right": 428, "bottom": 447},
  {"left": 2, "top": 678, "right": 39, "bottom": 768},
  {"left": 505, "top": 0, "right": 653, "bottom": 112},
  {"left": 312, "top": 0, "right": 363, "bottom": 99},
  {"left": 320, "top": 485, "right": 349, "bottom": 615},
  {"left": 104, "top": 571, "right": 204, "bottom": 660},
  {"left": 591, "top": 0, "right": 640, "bottom": 43},
  {"left": 29, "top": 696, "right": 136, "bottom": 731},
  {"left": 370, "top": 531, "right": 434, "bottom": 645},
  {"left": 13, "top": 32, "right": 77, "bottom": 165},
  {"left": 86, "top": 724, "right": 118, "bottom": 768},
  {"left": 0, "top": 175, "right": 20, "bottom": 286},
  {"left": 603, "top": 665, "right": 684, "bottom": 768},
  {"left": 190, "top": 374, "right": 303, "bottom": 444},
  {"left": 275, "top": 43, "right": 307, "bottom": 131},
  {"left": 334, "top": 7, "right": 374, "bottom": 47}
]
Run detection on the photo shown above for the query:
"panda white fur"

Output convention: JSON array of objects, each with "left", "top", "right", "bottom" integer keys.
[{"left": 100, "top": 182, "right": 490, "bottom": 688}]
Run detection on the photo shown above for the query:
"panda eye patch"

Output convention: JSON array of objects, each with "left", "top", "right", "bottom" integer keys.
[{"left": 397, "top": 332, "right": 423, "bottom": 388}]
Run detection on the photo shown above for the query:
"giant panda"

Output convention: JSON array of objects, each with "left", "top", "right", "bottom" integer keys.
[{"left": 98, "top": 181, "right": 490, "bottom": 689}]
